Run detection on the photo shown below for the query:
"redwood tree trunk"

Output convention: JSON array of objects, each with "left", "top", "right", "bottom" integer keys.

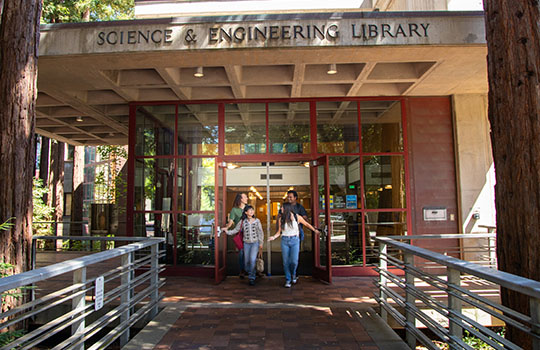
[
  {"left": 48, "top": 141, "right": 65, "bottom": 235},
  {"left": 70, "top": 145, "right": 85, "bottom": 235},
  {"left": 484, "top": 1, "right": 540, "bottom": 348},
  {"left": 0, "top": 0, "right": 42, "bottom": 276},
  {"left": 39, "top": 136, "right": 50, "bottom": 183}
]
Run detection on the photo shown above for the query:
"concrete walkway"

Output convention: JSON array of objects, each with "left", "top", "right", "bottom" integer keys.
[{"left": 125, "top": 276, "right": 409, "bottom": 350}]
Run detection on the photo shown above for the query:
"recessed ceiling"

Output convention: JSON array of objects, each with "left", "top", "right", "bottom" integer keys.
[{"left": 36, "top": 46, "right": 487, "bottom": 145}]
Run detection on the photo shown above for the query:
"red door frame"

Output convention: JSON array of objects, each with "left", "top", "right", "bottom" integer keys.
[
  {"left": 312, "top": 155, "right": 332, "bottom": 283},
  {"left": 214, "top": 162, "right": 227, "bottom": 283},
  {"left": 127, "top": 97, "right": 412, "bottom": 279}
]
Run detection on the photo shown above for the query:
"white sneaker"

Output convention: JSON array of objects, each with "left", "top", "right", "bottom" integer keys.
[
  {"left": 292, "top": 277, "right": 298, "bottom": 284},
  {"left": 284, "top": 281, "right": 292, "bottom": 288}
]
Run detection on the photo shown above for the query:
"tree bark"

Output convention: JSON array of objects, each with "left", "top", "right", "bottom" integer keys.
[
  {"left": 0, "top": 0, "right": 42, "bottom": 278},
  {"left": 484, "top": 1, "right": 540, "bottom": 348},
  {"left": 39, "top": 136, "right": 50, "bottom": 201},
  {"left": 70, "top": 145, "right": 85, "bottom": 235},
  {"left": 47, "top": 141, "right": 65, "bottom": 236}
]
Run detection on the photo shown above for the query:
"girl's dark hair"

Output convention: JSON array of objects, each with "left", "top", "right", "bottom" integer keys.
[
  {"left": 241, "top": 205, "right": 254, "bottom": 220},
  {"left": 280, "top": 202, "right": 294, "bottom": 227},
  {"left": 233, "top": 193, "right": 245, "bottom": 208}
]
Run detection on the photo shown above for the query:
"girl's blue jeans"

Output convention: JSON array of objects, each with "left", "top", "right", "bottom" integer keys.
[{"left": 281, "top": 235, "right": 300, "bottom": 283}]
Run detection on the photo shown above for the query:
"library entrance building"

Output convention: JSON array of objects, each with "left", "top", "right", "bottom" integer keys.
[{"left": 36, "top": 5, "right": 494, "bottom": 283}]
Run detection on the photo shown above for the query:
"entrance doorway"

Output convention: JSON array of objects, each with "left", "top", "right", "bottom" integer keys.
[
  {"left": 219, "top": 161, "right": 314, "bottom": 278},
  {"left": 130, "top": 99, "right": 410, "bottom": 281}
]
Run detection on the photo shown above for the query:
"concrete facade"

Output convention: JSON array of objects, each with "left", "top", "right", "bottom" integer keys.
[
  {"left": 33, "top": 5, "right": 497, "bottom": 271},
  {"left": 453, "top": 94, "right": 495, "bottom": 233}
]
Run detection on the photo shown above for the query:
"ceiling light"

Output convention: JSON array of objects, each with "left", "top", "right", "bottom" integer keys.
[
  {"left": 303, "top": 162, "right": 310, "bottom": 168},
  {"left": 327, "top": 63, "right": 337, "bottom": 75},
  {"left": 76, "top": 116, "right": 83, "bottom": 122},
  {"left": 227, "top": 163, "right": 240, "bottom": 169},
  {"left": 194, "top": 66, "right": 204, "bottom": 78},
  {"left": 249, "top": 186, "right": 263, "bottom": 200}
]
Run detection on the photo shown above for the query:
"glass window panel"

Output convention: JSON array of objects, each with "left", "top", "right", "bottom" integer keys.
[
  {"left": 134, "top": 212, "right": 174, "bottom": 264},
  {"left": 177, "top": 158, "right": 215, "bottom": 211},
  {"left": 178, "top": 104, "right": 218, "bottom": 155},
  {"left": 176, "top": 213, "right": 215, "bottom": 265},
  {"left": 85, "top": 147, "right": 96, "bottom": 164},
  {"left": 135, "top": 105, "right": 175, "bottom": 156},
  {"left": 361, "top": 101, "right": 403, "bottom": 153},
  {"left": 364, "top": 211, "right": 407, "bottom": 263},
  {"left": 268, "top": 102, "right": 310, "bottom": 154},
  {"left": 317, "top": 101, "right": 359, "bottom": 154},
  {"left": 225, "top": 103, "right": 266, "bottom": 155},
  {"left": 328, "top": 156, "right": 361, "bottom": 209},
  {"left": 330, "top": 212, "right": 364, "bottom": 266},
  {"left": 363, "top": 155, "right": 406, "bottom": 209},
  {"left": 134, "top": 158, "right": 175, "bottom": 211}
]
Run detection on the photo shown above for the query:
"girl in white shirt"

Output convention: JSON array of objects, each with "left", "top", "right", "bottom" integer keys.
[{"left": 269, "top": 202, "right": 320, "bottom": 288}]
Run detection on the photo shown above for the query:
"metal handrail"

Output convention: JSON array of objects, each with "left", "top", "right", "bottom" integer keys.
[
  {"left": 374, "top": 234, "right": 540, "bottom": 350},
  {"left": 0, "top": 236, "right": 164, "bottom": 350},
  {"left": 376, "top": 236, "right": 540, "bottom": 299}
]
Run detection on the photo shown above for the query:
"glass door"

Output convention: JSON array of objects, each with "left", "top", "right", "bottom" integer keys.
[
  {"left": 215, "top": 162, "right": 227, "bottom": 283},
  {"left": 312, "top": 155, "right": 332, "bottom": 283}
]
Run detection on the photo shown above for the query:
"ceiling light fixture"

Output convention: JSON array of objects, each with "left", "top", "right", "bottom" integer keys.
[
  {"left": 227, "top": 163, "right": 240, "bottom": 169},
  {"left": 249, "top": 186, "right": 263, "bottom": 200},
  {"left": 327, "top": 63, "right": 337, "bottom": 75},
  {"left": 76, "top": 116, "right": 83, "bottom": 122},
  {"left": 194, "top": 66, "right": 204, "bottom": 78}
]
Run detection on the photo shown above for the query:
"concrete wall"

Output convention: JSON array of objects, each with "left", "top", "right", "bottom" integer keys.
[
  {"left": 384, "top": 0, "right": 448, "bottom": 11},
  {"left": 452, "top": 94, "right": 495, "bottom": 233}
]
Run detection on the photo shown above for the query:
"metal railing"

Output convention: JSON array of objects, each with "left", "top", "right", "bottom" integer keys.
[
  {"left": 0, "top": 236, "right": 165, "bottom": 350},
  {"left": 374, "top": 234, "right": 540, "bottom": 350}
]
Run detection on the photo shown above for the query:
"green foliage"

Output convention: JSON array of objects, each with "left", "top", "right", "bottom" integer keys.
[
  {"left": 94, "top": 145, "right": 127, "bottom": 206},
  {"left": 0, "top": 329, "right": 25, "bottom": 347},
  {"left": 0, "top": 232, "right": 26, "bottom": 346},
  {"left": 0, "top": 218, "right": 30, "bottom": 347},
  {"left": 97, "top": 145, "right": 127, "bottom": 160},
  {"left": 462, "top": 328, "right": 504, "bottom": 349},
  {"left": 417, "top": 328, "right": 506, "bottom": 350},
  {"left": 42, "top": 0, "right": 134, "bottom": 23},
  {"left": 0, "top": 218, "right": 14, "bottom": 232},
  {"left": 0, "top": 261, "right": 27, "bottom": 346},
  {"left": 32, "top": 178, "right": 54, "bottom": 236}
]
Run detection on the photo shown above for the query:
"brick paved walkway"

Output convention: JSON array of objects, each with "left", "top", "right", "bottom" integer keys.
[{"left": 126, "top": 276, "right": 409, "bottom": 350}]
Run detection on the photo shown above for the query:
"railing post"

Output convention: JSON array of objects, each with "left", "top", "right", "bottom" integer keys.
[
  {"left": 72, "top": 267, "right": 87, "bottom": 350},
  {"left": 150, "top": 243, "right": 159, "bottom": 319},
  {"left": 379, "top": 241, "right": 388, "bottom": 322},
  {"left": 31, "top": 239, "right": 37, "bottom": 304},
  {"left": 448, "top": 267, "right": 462, "bottom": 348},
  {"left": 531, "top": 297, "right": 540, "bottom": 350},
  {"left": 120, "top": 252, "right": 133, "bottom": 347},
  {"left": 404, "top": 252, "right": 416, "bottom": 349}
]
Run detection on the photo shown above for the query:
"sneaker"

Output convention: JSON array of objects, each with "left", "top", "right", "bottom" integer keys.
[
  {"left": 284, "top": 281, "right": 292, "bottom": 288},
  {"left": 249, "top": 280, "right": 255, "bottom": 286},
  {"left": 292, "top": 277, "right": 298, "bottom": 284}
]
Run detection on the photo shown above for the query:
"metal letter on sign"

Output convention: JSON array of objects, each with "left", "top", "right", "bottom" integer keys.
[{"left": 95, "top": 276, "right": 104, "bottom": 311}]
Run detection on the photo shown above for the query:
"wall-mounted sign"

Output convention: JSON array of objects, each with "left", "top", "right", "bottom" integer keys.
[
  {"left": 40, "top": 14, "right": 486, "bottom": 56},
  {"left": 423, "top": 207, "right": 447, "bottom": 221},
  {"left": 94, "top": 276, "right": 104, "bottom": 311},
  {"left": 346, "top": 195, "right": 357, "bottom": 209}
]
